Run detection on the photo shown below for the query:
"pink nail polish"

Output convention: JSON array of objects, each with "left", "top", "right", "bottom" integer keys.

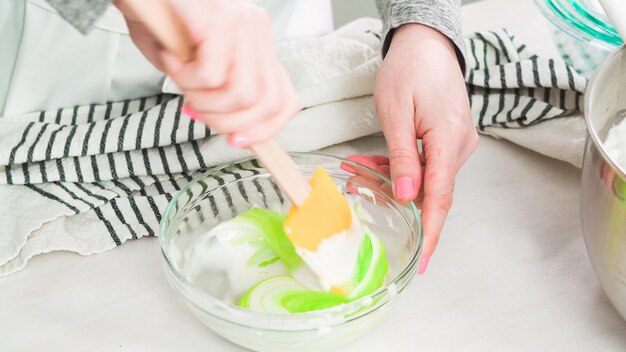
[
  {"left": 228, "top": 134, "right": 250, "bottom": 148},
  {"left": 418, "top": 255, "right": 430, "bottom": 275},
  {"left": 346, "top": 184, "right": 358, "bottom": 194},
  {"left": 340, "top": 162, "right": 357, "bottom": 174},
  {"left": 181, "top": 106, "right": 201, "bottom": 121},
  {"left": 395, "top": 176, "right": 414, "bottom": 201}
]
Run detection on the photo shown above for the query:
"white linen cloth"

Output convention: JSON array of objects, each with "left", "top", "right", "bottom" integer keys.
[{"left": 0, "top": 18, "right": 587, "bottom": 275}]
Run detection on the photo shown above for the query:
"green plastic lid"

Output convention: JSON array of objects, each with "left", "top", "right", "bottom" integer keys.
[{"left": 535, "top": 0, "right": 623, "bottom": 49}]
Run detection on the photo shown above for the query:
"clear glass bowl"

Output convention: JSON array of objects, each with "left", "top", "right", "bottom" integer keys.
[
  {"left": 159, "top": 153, "right": 422, "bottom": 352},
  {"left": 534, "top": 0, "right": 622, "bottom": 76}
]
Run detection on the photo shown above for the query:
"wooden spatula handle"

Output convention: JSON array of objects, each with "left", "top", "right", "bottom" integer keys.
[
  {"left": 250, "top": 140, "right": 311, "bottom": 207},
  {"left": 119, "top": 0, "right": 311, "bottom": 207}
]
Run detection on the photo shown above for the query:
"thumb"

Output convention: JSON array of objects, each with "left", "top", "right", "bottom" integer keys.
[
  {"left": 384, "top": 127, "right": 421, "bottom": 203},
  {"left": 166, "top": 0, "right": 214, "bottom": 40}
]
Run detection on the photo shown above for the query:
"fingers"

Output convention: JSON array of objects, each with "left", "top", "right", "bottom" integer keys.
[
  {"left": 165, "top": 1, "right": 249, "bottom": 89},
  {"left": 344, "top": 154, "right": 423, "bottom": 206},
  {"left": 228, "top": 63, "right": 301, "bottom": 146},
  {"left": 167, "top": 2, "right": 299, "bottom": 146},
  {"left": 375, "top": 90, "right": 422, "bottom": 203},
  {"left": 418, "top": 129, "right": 462, "bottom": 274},
  {"left": 120, "top": 0, "right": 299, "bottom": 144},
  {"left": 167, "top": 39, "right": 233, "bottom": 89},
  {"left": 183, "top": 58, "right": 299, "bottom": 147},
  {"left": 342, "top": 155, "right": 394, "bottom": 207},
  {"left": 350, "top": 155, "right": 390, "bottom": 166},
  {"left": 228, "top": 97, "right": 300, "bottom": 146},
  {"left": 345, "top": 155, "right": 388, "bottom": 173},
  {"left": 346, "top": 175, "right": 394, "bottom": 206},
  {"left": 415, "top": 128, "right": 475, "bottom": 274},
  {"left": 183, "top": 26, "right": 266, "bottom": 132},
  {"left": 386, "top": 131, "right": 422, "bottom": 203},
  {"left": 168, "top": 0, "right": 237, "bottom": 40}
]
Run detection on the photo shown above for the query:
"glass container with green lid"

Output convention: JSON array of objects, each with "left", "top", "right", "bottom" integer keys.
[{"left": 535, "top": 0, "right": 623, "bottom": 76}]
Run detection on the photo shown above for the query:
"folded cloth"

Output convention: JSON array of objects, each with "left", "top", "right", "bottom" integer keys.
[
  {"left": 0, "top": 18, "right": 587, "bottom": 275},
  {"left": 464, "top": 30, "right": 588, "bottom": 167}
]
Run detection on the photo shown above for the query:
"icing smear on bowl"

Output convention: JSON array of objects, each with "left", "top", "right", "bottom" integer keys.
[
  {"left": 179, "top": 197, "right": 389, "bottom": 314},
  {"left": 605, "top": 117, "right": 626, "bottom": 170}
]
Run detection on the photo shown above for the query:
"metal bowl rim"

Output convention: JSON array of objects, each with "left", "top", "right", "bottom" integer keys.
[{"left": 584, "top": 45, "right": 626, "bottom": 180}]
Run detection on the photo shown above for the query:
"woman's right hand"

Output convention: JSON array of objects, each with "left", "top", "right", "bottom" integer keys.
[{"left": 115, "top": 0, "right": 301, "bottom": 147}]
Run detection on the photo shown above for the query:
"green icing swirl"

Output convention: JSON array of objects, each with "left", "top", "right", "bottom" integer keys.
[
  {"left": 237, "top": 208, "right": 303, "bottom": 271},
  {"left": 614, "top": 177, "right": 626, "bottom": 201},
  {"left": 348, "top": 230, "right": 389, "bottom": 300},
  {"left": 354, "top": 231, "right": 373, "bottom": 283},
  {"left": 230, "top": 207, "right": 389, "bottom": 314},
  {"left": 239, "top": 276, "right": 349, "bottom": 314}
]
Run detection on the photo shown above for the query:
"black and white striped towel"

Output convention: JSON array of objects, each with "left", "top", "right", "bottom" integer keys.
[{"left": 0, "top": 19, "right": 587, "bottom": 275}]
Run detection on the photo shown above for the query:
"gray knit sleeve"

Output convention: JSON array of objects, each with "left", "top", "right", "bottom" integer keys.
[
  {"left": 375, "top": 0, "right": 467, "bottom": 72},
  {"left": 45, "top": 0, "right": 112, "bottom": 34}
]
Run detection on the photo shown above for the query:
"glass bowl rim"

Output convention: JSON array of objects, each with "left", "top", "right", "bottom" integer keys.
[{"left": 158, "top": 151, "right": 423, "bottom": 328}]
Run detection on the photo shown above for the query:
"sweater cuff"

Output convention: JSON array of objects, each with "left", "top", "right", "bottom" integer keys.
[
  {"left": 45, "top": 0, "right": 111, "bottom": 34},
  {"left": 380, "top": 1, "right": 467, "bottom": 73}
]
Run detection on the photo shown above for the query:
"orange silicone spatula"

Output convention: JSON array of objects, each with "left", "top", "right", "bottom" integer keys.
[{"left": 121, "top": 0, "right": 363, "bottom": 294}]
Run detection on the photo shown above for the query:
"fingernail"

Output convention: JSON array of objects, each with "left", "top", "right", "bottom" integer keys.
[
  {"left": 346, "top": 184, "right": 358, "bottom": 194},
  {"left": 340, "top": 162, "right": 357, "bottom": 174},
  {"left": 417, "top": 255, "right": 430, "bottom": 275},
  {"left": 181, "top": 106, "right": 201, "bottom": 121},
  {"left": 228, "top": 134, "right": 250, "bottom": 148},
  {"left": 395, "top": 176, "right": 414, "bottom": 201}
]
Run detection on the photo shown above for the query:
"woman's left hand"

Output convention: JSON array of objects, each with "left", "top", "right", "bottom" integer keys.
[{"left": 373, "top": 23, "right": 478, "bottom": 274}]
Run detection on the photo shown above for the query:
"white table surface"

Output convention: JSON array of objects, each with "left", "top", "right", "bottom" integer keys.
[{"left": 3, "top": 0, "right": 626, "bottom": 351}]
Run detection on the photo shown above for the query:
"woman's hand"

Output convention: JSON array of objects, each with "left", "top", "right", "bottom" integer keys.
[
  {"left": 374, "top": 24, "right": 478, "bottom": 274},
  {"left": 115, "top": 0, "right": 301, "bottom": 147}
]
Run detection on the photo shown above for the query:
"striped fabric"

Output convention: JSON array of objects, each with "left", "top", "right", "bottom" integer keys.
[
  {"left": 0, "top": 27, "right": 586, "bottom": 275},
  {"left": 466, "top": 30, "right": 586, "bottom": 131},
  {"left": 3, "top": 95, "right": 209, "bottom": 184}
]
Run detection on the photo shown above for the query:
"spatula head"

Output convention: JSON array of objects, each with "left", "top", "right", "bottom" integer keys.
[
  {"left": 282, "top": 167, "right": 389, "bottom": 297},
  {"left": 284, "top": 167, "right": 352, "bottom": 251}
]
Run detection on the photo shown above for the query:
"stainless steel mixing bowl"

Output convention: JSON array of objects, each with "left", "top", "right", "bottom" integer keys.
[{"left": 582, "top": 46, "right": 626, "bottom": 320}]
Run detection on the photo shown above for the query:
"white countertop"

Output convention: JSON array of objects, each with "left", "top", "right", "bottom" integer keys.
[{"left": 2, "top": 0, "right": 626, "bottom": 351}]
